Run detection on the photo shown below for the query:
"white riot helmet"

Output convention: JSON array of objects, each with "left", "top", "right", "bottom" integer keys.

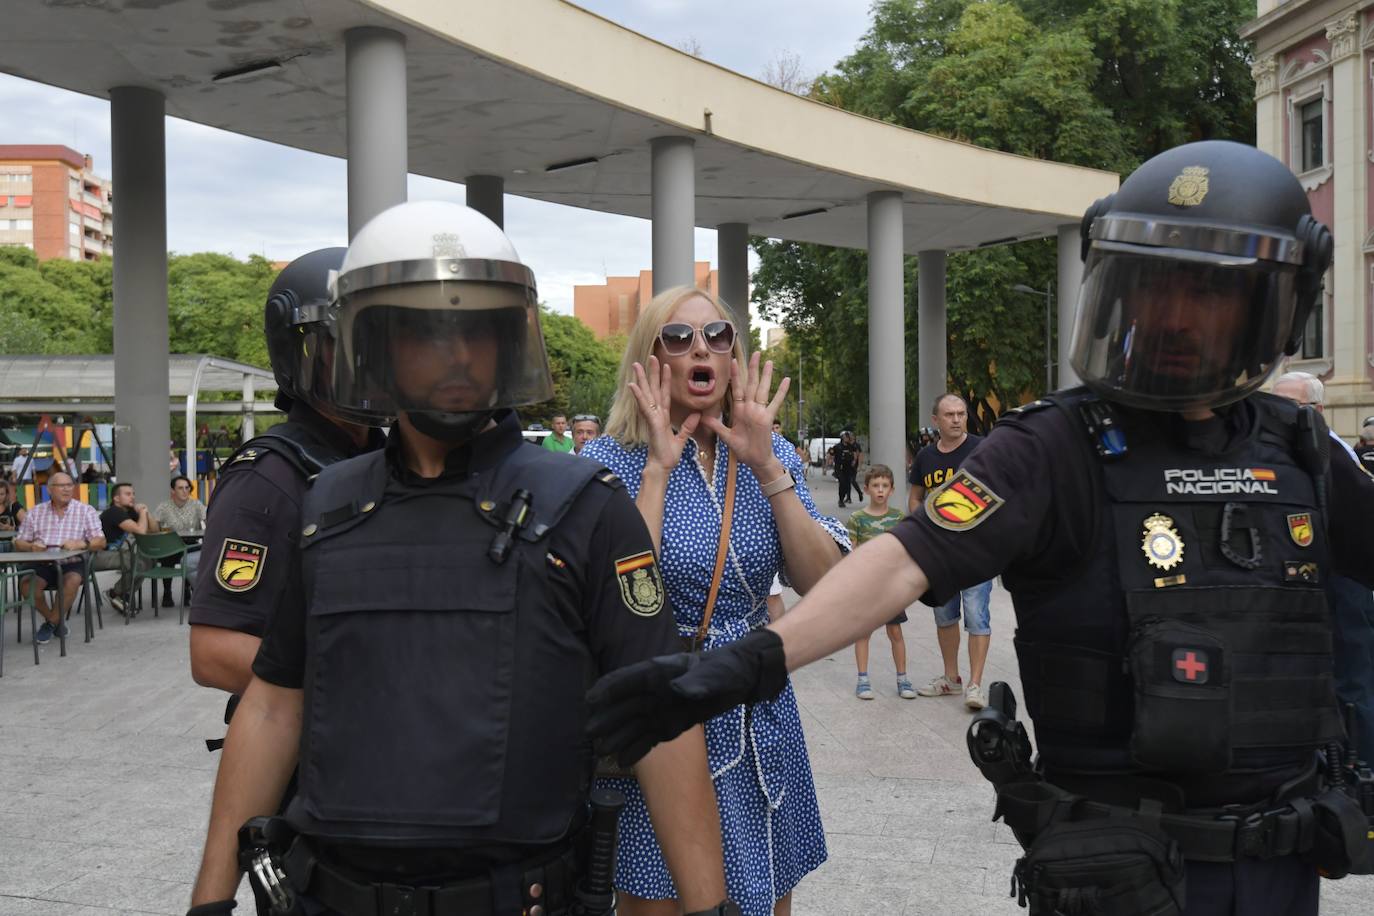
[{"left": 329, "top": 201, "right": 554, "bottom": 440}]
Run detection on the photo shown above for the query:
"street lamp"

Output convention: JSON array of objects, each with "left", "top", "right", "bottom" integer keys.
[{"left": 1011, "top": 283, "right": 1054, "bottom": 391}]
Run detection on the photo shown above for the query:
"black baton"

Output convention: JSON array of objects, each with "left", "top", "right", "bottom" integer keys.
[{"left": 574, "top": 787, "right": 626, "bottom": 915}]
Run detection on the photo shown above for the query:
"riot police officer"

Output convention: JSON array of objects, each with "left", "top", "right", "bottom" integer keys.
[
  {"left": 587, "top": 142, "right": 1374, "bottom": 915},
  {"left": 189, "top": 248, "right": 385, "bottom": 696},
  {"left": 187, "top": 201, "right": 731, "bottom": 916}
]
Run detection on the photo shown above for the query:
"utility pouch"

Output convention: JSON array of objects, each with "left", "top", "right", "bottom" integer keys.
[
  {"left": 1303, "top": 786, "right": 1374, "bottom": 878},
  {"left": 1127, "top": 618, "right": 1231, "bottom": 773},
  {"left": 1010, "top": 817, "right": 1186, "bottom": 916}
]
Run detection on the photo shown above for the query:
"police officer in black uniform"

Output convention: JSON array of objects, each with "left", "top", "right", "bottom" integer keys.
[
  {"left": 189, "top": 248, "right": 385, "bottom": 697},
  {"left": 587, "top": 142, "right": 1374, "bottom": 916},
  {"left": 186, "top": 201, "right": 732, "bottom": 916}
]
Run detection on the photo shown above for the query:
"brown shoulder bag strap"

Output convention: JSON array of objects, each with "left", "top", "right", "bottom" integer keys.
[{"left": 692, "top": 451, "right": 737, "bottom": 650}]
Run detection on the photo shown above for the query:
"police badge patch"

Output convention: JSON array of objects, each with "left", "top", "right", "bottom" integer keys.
[
  {"left": 614, "top": 551, "right": 664, "bottom": 617},
  {"left": 925, "top": 470, "right": 1004, "bottom": 531},
  {"left": 1286, "top": 513, "right": 1314, "bottom": 547},
  {"left": 216, "top": 538, "right": 268, "bottom": 592}
]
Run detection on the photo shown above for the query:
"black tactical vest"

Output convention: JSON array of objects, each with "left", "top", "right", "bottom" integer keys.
[
  {"left": 1007, "top": 391, "right": 1342, "bottom": 786},
  {"left": 223, "top": 420, "right": 356, "bottom": 480},
  {"left": 286, "top": 443, "right": 606, "bottom": 845}
]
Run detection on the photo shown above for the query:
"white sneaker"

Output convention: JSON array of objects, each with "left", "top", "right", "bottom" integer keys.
[
  {"left": 915, "top": 674, "right": 962, "bottom": 697},
  {"left": 964, "top": 683, "right": 987, "bottom": 710}
]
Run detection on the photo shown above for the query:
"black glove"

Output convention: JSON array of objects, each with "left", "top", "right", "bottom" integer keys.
[
  {"left": 187, "top": 901, "right": 235, "bottom": 916},
  {"left": 587, "top": 629, "right": 788, "bottom": 766}
]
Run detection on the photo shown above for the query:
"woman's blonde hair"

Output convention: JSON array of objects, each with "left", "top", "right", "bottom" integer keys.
[{"left": 604, "top": 285, "right": 748, "bottom": 449}]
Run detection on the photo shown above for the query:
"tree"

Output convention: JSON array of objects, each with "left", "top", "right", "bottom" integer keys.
[
  {"left": 517, "top": 308, "right": 622, "bottom": 428},
  {"left": 753, "top": 0, "right": 1258, "bottom": 434},
  {"left": 761, "top": 50, "right": 814, "bottom": 95}
]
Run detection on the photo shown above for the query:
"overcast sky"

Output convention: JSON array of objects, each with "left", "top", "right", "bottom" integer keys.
[{"left": 0, "top": 0, "right": 873, "bottom": 315}]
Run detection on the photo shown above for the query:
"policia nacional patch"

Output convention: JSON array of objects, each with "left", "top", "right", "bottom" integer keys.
[
  {"left": 216, "top": 539, "right": 268, "bottom": 593},
  {"left": 614, "top": 551, "right": 665, "bottom": 617},
  {"left": 925, "top": 470, "right": 1004, "bottom": 531}
]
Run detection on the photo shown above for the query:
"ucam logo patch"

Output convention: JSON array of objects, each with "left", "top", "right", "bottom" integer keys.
[
  {"left": 926, "top": 470, "right": 1003, "bottom": 531},
  {"left": 1162, "top": 467, "right": 1278, "bottom": 496}
]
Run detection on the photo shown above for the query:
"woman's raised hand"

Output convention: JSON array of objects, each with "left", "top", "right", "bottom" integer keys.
[
  {"left": 703, "top": 352, "right": 790, "bottom": 475},
  {"left": 628, "top": 355, "right": 700, "bottom": 474}
]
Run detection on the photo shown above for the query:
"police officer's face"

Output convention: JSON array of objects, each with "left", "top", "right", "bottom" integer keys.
[
  {"left": 654, "top": 296, "right": 735, "bottom": 417},
  {"left": 1130, "top": 270, "right": 1247, "bottom": 381},
  {"left": 389, "top": 310, "right": 501, "bottom": 412}
]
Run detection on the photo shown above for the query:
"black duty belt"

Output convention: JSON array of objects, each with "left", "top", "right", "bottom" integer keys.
[
  {"left": 996, "top": 772, "right": 1323, "bottom": 864},
  {"left": 282, "top": 837, "right": 581, "bottom": 916}
]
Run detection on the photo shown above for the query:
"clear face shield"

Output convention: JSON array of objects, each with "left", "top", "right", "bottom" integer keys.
[
  {"left": 331, "top": 272, "right": 554, "bottom": 425},
  {"left": 1068, "top": 232, "right": 1301, "bottom": 411}
]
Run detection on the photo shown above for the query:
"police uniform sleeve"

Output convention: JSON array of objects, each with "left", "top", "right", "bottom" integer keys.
[
  {"left": 577, "top": 485, "right": 680, "bottom": 673},
  {"left": 188, "top": 454, "right": 304, "bottom": 638},
  {"left": 1326, "top": 443, "right": 1374, "bottom": 589},
  {"left": 249, "top": 550, "right": 307, "bottom": 688},
  {"left": 888, "top": 407, "right": 1092, "bottom": 606}
]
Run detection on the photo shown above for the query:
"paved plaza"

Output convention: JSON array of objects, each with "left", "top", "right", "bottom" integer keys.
[{"left": 0, "top": 476, "right": 1371, "bottom": 915}]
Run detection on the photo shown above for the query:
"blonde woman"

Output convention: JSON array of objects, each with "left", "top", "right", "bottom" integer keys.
[{"left": 582, "top": 286, "right": 848, "bottom": 916}]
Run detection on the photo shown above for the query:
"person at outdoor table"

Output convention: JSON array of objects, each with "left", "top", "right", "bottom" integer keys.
[
  {"left": 581, "top": 286, "right": 847, "bottom": 916},
  {"left": 0, "top": 478, "right": 26, "bottom": 531},
  {"left": 93, "top": 481, "right": 152, "bottom": 615},
  {"left": 152, "top": 474, "right": 206, "bottom": 607},
  {"left": 14, "top": 470, "right": 104, "bottom": 645}
]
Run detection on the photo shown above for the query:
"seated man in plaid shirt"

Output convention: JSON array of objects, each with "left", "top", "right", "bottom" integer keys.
[{"left": 15, "top": 470, "right": 105, "bottom": 644}]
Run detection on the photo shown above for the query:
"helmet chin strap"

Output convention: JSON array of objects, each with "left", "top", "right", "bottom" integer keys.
[{"left": 405, "top": 409, "right": 496, "bottom": 443}]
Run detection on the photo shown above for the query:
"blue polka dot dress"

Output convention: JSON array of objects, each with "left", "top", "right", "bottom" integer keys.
[{"left": 582, "top": 432, "right": 850, "bottom": 915}]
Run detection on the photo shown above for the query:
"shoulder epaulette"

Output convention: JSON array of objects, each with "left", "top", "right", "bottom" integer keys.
[{"left": 593, "top": 469, "right": 622, "bottom": 489}]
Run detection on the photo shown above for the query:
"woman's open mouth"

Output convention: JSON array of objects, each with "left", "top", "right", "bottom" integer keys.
[{"left": 687, "top": 365, "right": 716, "bottom": 396}]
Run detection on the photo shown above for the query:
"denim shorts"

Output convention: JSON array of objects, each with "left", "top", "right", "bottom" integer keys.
[{"left": 933, "top": 579, "right": 993, "bottom": 635}]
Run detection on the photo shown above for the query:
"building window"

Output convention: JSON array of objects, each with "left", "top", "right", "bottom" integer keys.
[{"left": 1299, "top": 98, "right": 1324, "bottom": 172}]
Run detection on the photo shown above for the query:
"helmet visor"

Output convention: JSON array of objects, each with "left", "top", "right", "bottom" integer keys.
[
  {"left": 286, "top": 319, "right": 388, "bottom": 426},
  {"left": 332, "top": 279, "right": 554, "bottom": 422},
  {"left": 1069, "top": 251, "right": 1297, "bottom": 411}
]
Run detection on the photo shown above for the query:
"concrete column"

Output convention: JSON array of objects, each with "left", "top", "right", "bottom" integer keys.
[
  {"left": 1057, "top": 224, "right": 1084, "bottom": 388},
  {"left": 110, "top": 87, "right": 169, "bottom": 506},
  {"left": 1325, "top": 15, "right": 1363, "bottom": 392},
  {"left": 717, "top": 222, "right": 750, "bottom": 350},
  {"left": 917, "top": 249, "right": 947, "bottom": 424},
  {"left": 465, "top": 174, "right": 504, "bottom": 228},
  {"left": 650, "top": 136, "right": 695, "bottom": 294},
  {"left": 346, "top": 27, "right": 407, "bottom": 239},
  {"left": 241, "top": 375, "right": 256, "bottom": 442},
  {"left": 1251, "top": 56, "right": 1282, "bottom": 159},
  {"left": 868, "top": 191, "right": 906, "bottom": 477}
]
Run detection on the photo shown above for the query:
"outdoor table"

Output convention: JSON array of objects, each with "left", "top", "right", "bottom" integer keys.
[{"left": 0, "top": 548, "right": 94, "bottom": 657}]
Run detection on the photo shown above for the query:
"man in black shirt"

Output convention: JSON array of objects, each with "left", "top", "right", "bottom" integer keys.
[
  {"left": 588, "top": 142, "right": 1374, "bottom": 915},
  {"left": 93, "top": 482, "right": 151, "bottom": 613},
  {"left": 188, "top": 202, "right": 729, "bottom": 916},
  {"left": 907, "top": 394, "right": 995, "bottom": 709}
]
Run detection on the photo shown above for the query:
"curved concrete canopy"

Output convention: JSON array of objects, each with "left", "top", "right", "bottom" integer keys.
[{"left": 0, "top": 0, "right": 1117, "bottom": 252}]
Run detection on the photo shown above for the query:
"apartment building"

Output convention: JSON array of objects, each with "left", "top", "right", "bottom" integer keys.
[{"left": 0, "top": 144, "right": 113, "bottom": 262}]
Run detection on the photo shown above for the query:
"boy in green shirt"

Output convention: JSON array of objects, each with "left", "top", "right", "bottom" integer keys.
[{"left": 844, "top": 464, "right": 913, "bottom": 699}]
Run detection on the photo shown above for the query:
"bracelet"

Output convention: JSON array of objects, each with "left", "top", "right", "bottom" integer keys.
[{"left": 759, "top": 471, "right": 795, "bottom": 498}]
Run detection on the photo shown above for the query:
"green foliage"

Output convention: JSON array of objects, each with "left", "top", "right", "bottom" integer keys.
[
  {"left": 168, "top": 252, "right": 277, "bottom": 367},
  {"left": 754, "top": 0, "right": 1258, "bottom": 434},
  {"left": 516, "top": 308, "right": 623, "bottom": 428}
]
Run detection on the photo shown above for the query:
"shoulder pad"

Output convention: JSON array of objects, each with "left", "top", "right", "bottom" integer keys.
[
  {"left": 1001, "top": 398, "right": 1055, "bottom": 419},
  {"left": 592, "top": 468, "right": 623, "bottom": 490},
  {"left": 226, "top": 446, "right": 267, "bottom": 467}
]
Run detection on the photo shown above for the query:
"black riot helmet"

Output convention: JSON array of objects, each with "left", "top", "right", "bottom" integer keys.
[
  {"left": 1069, "top": 141, "right": 1333, "bottom": 411},
  {"left": 264, "top": 247, "right": 377, "bottom": 425}
]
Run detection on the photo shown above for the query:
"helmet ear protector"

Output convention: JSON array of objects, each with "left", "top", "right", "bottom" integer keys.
[
  {"left": 265, "top": 287, "right": 300, "bottom": 411},
  {"left": 1286, "top": 214, "right": 1333, "bottom": 356},
  {"left": 1079, "top": 194, "right": 1115, "bottom": 263}
]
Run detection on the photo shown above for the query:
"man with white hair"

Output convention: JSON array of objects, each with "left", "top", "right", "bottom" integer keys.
[{"left": 1272, "top": 370, "right": 1374, "bottom": 765}]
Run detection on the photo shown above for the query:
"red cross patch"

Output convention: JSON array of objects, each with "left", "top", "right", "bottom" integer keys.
[{"left": 1171, "top": 648, "right": 1209, "bottom": 684}]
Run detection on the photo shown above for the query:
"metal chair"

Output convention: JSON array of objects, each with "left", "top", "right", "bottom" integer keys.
[
  {"left": 0, "top": 565, "right": 39, "bottom": 671},
  {"left": 130, "top": 532, "right": 192, "bottom": 624}
]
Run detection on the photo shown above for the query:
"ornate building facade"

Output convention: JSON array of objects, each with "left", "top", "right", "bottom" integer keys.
[{"left": 1243, "top": 1, "right": 1374, "bottom": 437}]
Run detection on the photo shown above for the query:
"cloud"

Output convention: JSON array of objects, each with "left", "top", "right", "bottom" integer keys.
[{"left": 0, "top": 1, "right": 867, "bottom": 318}]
